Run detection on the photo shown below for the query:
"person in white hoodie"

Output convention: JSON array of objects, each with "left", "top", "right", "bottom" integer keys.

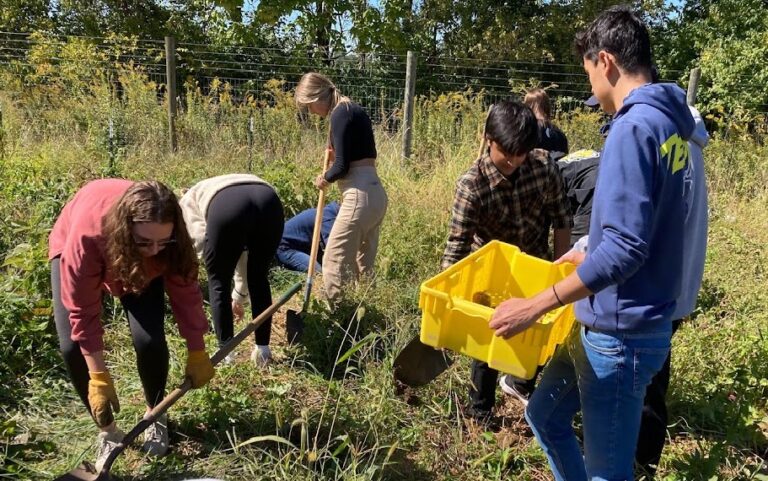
[{"left": 180, "top": 174, "right": 284, "bottom": 366}]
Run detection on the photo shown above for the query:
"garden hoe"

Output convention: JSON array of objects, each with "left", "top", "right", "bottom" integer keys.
[
  {"left": 393, "top": 106, "right": 494, "bottom": 388},
  {"left": 53, "top": 281, "right": 302, "bottom": 481},
  {"left": 286, "top": 147, "right": 333, "bottom": 344}
]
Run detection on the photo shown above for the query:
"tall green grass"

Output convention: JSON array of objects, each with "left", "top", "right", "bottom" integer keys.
[{"left": 0, "top": 69, "right": 767, "bottom": 480}]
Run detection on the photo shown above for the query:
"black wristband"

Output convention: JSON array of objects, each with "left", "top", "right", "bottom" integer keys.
[{"left": 552, "top": 285, "right": 565, "bottom": 307}]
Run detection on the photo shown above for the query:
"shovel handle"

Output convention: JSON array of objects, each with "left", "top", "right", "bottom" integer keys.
[
  {"left": 477, "top": 105, "right": 494, "bottom": 160},
  {"left": 210, "top": 281, "right": 302, "bottom": 366},
  {"left": 302, "top": 147, "right": 333, "bottom": 311},
  {"left": 97, "top": 281, "right": 302, "bottom": 475}
]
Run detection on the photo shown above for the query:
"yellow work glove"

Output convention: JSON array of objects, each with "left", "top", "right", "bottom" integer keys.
[
  {"left": 88, "top": 371, "right": 120, "bottom": 427},
  {"left": 185, "top": 350, "right": 215, "bottom": 388}
]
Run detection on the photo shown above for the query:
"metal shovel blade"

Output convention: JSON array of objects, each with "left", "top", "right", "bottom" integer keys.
[
  {"left": 393, "top": 337, "right": 453, "bottom": 387},
  {"left": 285, "top": 309, "right": 305, "bottom": 344}
]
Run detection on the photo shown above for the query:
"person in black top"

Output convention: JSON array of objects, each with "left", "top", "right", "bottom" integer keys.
[
  {"left": 295, "top": 73, "right": 388, "bottom": 303},
  {"left": 523, "top": 88, "right": 569, "bottom": 160},
  {"left": 556, "top": 148, "right": 601, "bottom": 247}
]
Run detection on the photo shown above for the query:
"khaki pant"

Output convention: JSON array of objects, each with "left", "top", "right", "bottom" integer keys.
[{"left": 322, "top": 165, "right": 388, "bottom": 302}]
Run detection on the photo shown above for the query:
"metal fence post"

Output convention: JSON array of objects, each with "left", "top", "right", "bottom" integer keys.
[
  {"left": 687, "top": 67, "right": 701, "bottom": 107},
  {"left": 402, "top": 51, "right": 417, "bottom": 160},
  {"left": 108, "top": 116, "right": 116, "bottom": 173},
  {"left": 165, "top": 36, "right": 178, "bottom": 152},
  {"left": 247, "top": 113, "right": 254, "bottom": 172}
]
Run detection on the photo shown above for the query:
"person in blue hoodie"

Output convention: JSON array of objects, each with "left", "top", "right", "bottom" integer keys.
[
  {"left": 636, "top": 105, "right": 709, "bottom": 477},
  {"left": 276, "top": 202, "right": 340, "bottom": 273},
  {"left": 485, "top": 7, "right": 697, "bottom": 480}
]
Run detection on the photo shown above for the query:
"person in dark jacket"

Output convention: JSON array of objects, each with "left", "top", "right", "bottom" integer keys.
[
  {"left": 276, "top": 202, "right": 340, "bottom": 273},
  {"left": 499, "top": 146, "right": 602, "bottom": 404},
  {"left": 556, "top": 151, "right": 601, "bottom": 247},
  {"left": 524, "top": 88, "right": 569, "bottom": 160}
]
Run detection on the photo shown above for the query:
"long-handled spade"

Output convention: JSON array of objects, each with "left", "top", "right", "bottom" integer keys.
[
  {"left": 54, "top": 281, "right": 302, "bottom": 481},
  {"left": 285, "top": 147, "right": 333, "bottom": 343},
  {"left": 393, "top": 106, "right": 494, "bottom": 388}
]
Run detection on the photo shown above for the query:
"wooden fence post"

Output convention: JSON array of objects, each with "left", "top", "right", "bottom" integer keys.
[
  {"left": 402, "top": 51, "right": 417, "bottom": 160},
  {"left": 687, "top": 67, "right": 701, "bottom": 107},
  {"left": 165, "top": 36, "right": 178, "bottom": 152}
]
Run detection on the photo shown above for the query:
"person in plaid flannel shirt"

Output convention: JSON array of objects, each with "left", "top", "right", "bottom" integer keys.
[{"left": 441, "top": 100, "right": 572, "bottom": 427}]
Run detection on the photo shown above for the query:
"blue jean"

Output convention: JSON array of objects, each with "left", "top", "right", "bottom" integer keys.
[
  {"left": 276, "top": 247, "right": 322, "bottom": 273},
  {"left": 525, "top": 324, "right": 671, "bottom": 481}
]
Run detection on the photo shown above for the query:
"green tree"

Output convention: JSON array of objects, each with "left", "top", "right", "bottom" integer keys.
[
  {"left": 0, "top": 0, "right": 53, "bottom": 33},
  {"left": 653, "top": 0, "right": 768, "bottom": 116},
  {"left": 53, "top": 0, "right": 171, "bottom": 38},
  {"left": 254, "top": 0, "right": 354, "bottom": 60}
]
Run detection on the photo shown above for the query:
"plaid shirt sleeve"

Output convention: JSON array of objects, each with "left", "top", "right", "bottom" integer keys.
[
  {"left": 442, "top": 179, "right": 479, "bottom": 269},
  {"left": 545, "top": 163, "right": 573, "bottom": 230}
]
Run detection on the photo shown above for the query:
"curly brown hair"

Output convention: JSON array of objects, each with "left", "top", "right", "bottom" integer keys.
[{"left": 102, "top": 180, "right": 197, "bottom": 293}]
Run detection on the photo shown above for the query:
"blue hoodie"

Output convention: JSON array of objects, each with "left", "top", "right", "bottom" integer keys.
[{"left": 575, "top": 83, "right": 696, "bottom": 332}]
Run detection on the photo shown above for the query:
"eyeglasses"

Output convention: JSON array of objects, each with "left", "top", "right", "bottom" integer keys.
[{"left": 133, "top": 236, "right": 176, "bottom": 248}]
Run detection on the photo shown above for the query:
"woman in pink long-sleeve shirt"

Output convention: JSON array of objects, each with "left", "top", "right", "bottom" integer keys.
[{"left": 49, "top": 179, "right": 214, "bottom": 470}]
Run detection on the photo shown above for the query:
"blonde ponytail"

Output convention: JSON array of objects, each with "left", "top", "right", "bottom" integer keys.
[{"left": 295, "top": 72, "right": 350, "bottom": 113}]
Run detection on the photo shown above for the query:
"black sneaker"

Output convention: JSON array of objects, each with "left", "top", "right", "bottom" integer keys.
[
  {"left": 499, "top": 375, "right": 531, "bottom": 406},
  {"left": 466, "top": 407, "right": 503, "bottom": 432}
]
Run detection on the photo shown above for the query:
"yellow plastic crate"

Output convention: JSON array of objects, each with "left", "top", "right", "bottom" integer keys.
[{"left": 418, "top": 240, "right": 576, "bottom": 379}]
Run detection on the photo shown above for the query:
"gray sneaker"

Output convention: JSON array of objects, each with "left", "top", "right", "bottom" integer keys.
[
  {"left": 142, "top": 413, "right": 169, "bottom": 456},
  {"left": 95, "top": 429, "right": 125, "bottom": 472}
]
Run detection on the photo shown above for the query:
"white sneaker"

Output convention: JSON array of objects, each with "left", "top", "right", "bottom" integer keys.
[
  {"left": 251, "top": 345, "right": 272, "bottom": 367},
  {"left": 141, "top": 413, "right": 169, "bottom": 457},
  {"left": 499, "top": 375, "right": 531, "bottom": 407},
  {"left": 221, "top": 352, "right": 236, "bottom": 365},
  {"left": 95, "top": 429, "right": 125, "bottom": 472}
]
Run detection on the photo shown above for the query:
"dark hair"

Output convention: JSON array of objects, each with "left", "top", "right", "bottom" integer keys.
[
  {"left": 485, "top": 100, "right": 538, "bottom": 156},
  {"left": 574, "top": 6, "right": 652, "bottom": 75},
  {"left": 523, "top": 88, "right": 552, "bottom": 122}
]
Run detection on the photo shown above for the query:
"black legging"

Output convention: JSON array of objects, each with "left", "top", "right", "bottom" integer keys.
[
  {"left": 204, "top": 183, "right": 284, "bottom": 346},
  {"left": 52, "top": 257, "right": 169, "bottom": 420}
]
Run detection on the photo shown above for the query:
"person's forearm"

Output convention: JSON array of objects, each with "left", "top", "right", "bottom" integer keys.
[
  {"left": 553, "top": 228, "right": 571, "bottom": 259},
  {"left": 84, "top": 351, "right": 107, "bottom": 372},
  {"left": 323, "top": 156, "right": 348, "bottom": 182},
  {"left": 529, "top": 271, "right": 593, "bottom": 316},
  {"left": 553, "top": 271, "right": 593, "bottom": 304}
]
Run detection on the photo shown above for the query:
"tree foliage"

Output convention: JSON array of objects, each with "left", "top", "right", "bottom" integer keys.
[
  {"left": 653, "top": 0, "right": 768, "bottom": 116},
  {"left": 1, "top": 0, "right": 766, "bottom": 116}
]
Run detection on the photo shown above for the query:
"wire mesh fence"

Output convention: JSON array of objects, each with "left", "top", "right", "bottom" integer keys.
[
  {"left": 1, "top": 29, "right": 764, "bottom": 161},
  {"left": 0, "top": 30, "right": 607, "bottom": 116}
]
